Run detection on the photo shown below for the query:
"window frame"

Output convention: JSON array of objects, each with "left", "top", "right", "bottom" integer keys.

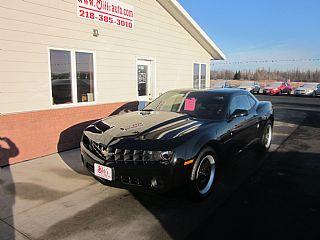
[
  {"left": 193, "top": 63, "right": 207, "bottom": 90},
  {"left": 48, "top": 47, "right": 97, "bottom": 108}
]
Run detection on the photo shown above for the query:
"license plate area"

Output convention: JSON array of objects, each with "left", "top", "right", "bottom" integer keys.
[{"left": 94, "top": 163, "right": 114, "bottom": 181}]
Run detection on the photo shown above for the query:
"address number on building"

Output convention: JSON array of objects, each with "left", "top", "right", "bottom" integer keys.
[{"left": 77, "top": 0, "right": 134, "bottom": 29}]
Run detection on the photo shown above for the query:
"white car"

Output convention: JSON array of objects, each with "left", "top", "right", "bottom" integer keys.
[
  {"left": 211, "top": 81, "right": 231, "bottom": 89},
  {"left": 294, "top": 83, "right": 320, "bottom": 97},
  {"left": 238, "top": 81, "right": 260, "bottom": 94}
]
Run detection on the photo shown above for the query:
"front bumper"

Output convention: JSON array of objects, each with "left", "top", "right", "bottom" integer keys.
[
  {"left": 294, "top": 91, "right": 313, "bottom": 96},
  {"left": 80, "top": 143, "right": 191, "bottom": 192}
]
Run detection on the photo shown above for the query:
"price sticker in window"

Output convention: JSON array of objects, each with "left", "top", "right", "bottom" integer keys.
[{"left": 184, "top": 98, "right": 197, "bottom": 111}]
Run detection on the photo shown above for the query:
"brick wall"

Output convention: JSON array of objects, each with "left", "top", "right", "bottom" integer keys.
[{"left": 0, "top": 102, "right": 139, "bottom": 166}]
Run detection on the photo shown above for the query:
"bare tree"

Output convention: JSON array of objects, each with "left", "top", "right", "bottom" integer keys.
[{"left": 211, "top": 69, "right": 320, "bottom": 82}]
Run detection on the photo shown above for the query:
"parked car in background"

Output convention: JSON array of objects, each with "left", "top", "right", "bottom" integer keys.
[
  {"left": 238, "top": 81, "right": 260, "bottom": 94},
  {"left": 211, "top": 80, "right": 231, "bottom": 89},
  {"left": 263, "top": 82, "right": 294, "bottom": 95},
  {"left": 81, "top": 89, "right": 274, "bottom": 199},
  {"left": 294, "top": 83, "right": 320, "bottom": 97}
]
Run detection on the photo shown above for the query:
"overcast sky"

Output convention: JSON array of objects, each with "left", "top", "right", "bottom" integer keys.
[{"left": 178, "top": 0, "right": 320, "bottom": 71}]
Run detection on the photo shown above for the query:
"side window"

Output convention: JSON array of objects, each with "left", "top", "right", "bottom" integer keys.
[
  {"left": 229, "top": 95, "right": 251, "bottom": 114},
  {"left": 248, "top": 96, "right": 256, "bottom": 108}
]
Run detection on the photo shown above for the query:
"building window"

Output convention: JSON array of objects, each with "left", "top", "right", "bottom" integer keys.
[
  {"left": 50, "top": 50, "right": 73, "bottom": 105},
  {"left": 50, "top": 49, "right": 95, "bottom": 105},
  {"left": 193, "top": 63, "right": 207, "bottom": 89},
  {"left": 193, "top": 64, "right": 200, "bottom": 89},
  {"left": 76, "top": 52, "right": 95, "bottom": 103}
]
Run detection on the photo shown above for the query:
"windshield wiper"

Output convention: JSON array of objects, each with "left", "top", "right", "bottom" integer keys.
[{"left": 182, "top": 112, "right": 197, "bottom": 118}]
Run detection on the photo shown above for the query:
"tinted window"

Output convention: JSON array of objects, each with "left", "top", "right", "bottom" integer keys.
[
  {"left": 50, "top": 50, "right": 72, "bottom": 105},
  {"left": 180, "top": 92, "right": 226, "bottom": 119},
  {"left": 229, "top": 95, "right": 251, "bottom": 114},
  {"left": 76, "top": 52, "right": 95, "bottom": 102}
]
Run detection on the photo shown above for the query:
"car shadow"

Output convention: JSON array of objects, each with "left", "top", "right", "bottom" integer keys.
[
  {"left": 0, "top": 137, "right": 19, "bottom": 240},
  {"left": 130, "top": 147, "right": 269, "bottom": 239},
  {"left": 186, "top": 150, "right": 320, "bottom": 240}
]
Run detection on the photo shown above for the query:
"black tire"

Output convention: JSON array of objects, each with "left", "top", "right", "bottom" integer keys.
[
  {"left": 312, "top": 91, "right": 316, "bottom": 97},
  {"left": 257, "top": 121, "right": 273, "bottom": 152},
  {"left": 189, "top": 147, "right": 218, "bottom": 200}
]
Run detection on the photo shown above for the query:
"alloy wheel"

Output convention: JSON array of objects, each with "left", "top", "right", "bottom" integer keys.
[{"left": 196, "top": 155, "right": 215, "bottom": 195}]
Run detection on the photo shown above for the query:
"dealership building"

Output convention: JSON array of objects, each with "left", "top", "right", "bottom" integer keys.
[{"left": 0, "top": 0, "right": 225, "bottom": 166}]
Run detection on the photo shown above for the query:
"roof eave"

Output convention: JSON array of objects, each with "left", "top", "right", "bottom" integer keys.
[{"left": 157, "top": 0, "right": 226, "bottom": 60}]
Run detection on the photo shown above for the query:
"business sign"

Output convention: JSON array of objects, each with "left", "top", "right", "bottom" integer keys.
[{"left": 77, "top": 0, "right": 134, "bottom": 29}]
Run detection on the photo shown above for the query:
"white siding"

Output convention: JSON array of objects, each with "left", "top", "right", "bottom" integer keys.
[{"left": 0, "top": 0, "right": 211, "bottom": 114}]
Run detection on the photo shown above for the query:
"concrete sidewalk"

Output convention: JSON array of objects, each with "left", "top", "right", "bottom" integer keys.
[{"left": 0, "top": 108, "right": 305, "bottom": 240}]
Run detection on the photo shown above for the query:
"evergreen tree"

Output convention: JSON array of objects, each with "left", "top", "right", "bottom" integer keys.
[
  {"left": 238, "top": 70, "right": 241, "bottom": 80},
  {"left": 234, "top": 71, "right": 239, "bottom": 80}
]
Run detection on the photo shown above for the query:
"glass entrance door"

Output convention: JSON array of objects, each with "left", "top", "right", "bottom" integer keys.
[{"left": 137, "top": 60, "right": 153, "bottom": 102}]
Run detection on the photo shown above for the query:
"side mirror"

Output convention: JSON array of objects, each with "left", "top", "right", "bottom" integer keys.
[{"left": 229, "top": 109, "right": 249, "bottom": 121}]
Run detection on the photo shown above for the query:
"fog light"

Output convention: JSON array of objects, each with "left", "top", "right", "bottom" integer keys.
[{"left": 151, "top": 177, "right": 164, "bottom": 189}]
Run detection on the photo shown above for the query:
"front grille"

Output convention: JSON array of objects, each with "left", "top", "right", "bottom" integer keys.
[
  {"left": 118, "top": 176, "right": 144, "bottom": 186},
  {"left": 103, "top": 147, "right": 160, "bottom": 165},
  {"left": 85, "top": 139, "right": 160, "bottom": 165}
]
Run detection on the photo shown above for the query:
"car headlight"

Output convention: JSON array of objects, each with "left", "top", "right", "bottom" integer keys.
[
  {"left": 150, "top": 151, "right": 173, "bottom": 164},
  {"left": 160, "top": 151, "right": 173, "bottom": 161}
]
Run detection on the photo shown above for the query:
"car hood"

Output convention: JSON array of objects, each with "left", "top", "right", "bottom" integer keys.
[
  {"left": 264, "top": 86, "right": 278, "bottom": 90},
  {"left": 296, "top": 86, "right": 314, "bottom": 91},
  {"left": 84, "top": 111, "right": 209, "bottom": 147}
]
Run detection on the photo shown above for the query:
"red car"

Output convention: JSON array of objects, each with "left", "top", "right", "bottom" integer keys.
[{"left": 263, "top": 82, "right": 294, "bottom": 95}]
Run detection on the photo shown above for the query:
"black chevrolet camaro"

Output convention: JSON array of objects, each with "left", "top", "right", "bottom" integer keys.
[{"left": 81, "top": 89, "right": 274, "bottom": 199}]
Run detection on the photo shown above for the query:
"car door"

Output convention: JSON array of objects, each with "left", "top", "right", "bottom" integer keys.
[
  {"left": 317, "top": 84, "right": 320, "bottom": 95},
  {"left": 254, "top": 82, "right": 259, "bottom": 93},
  {"left": 282, "top": 83, "right": 288, "bottom": 93},
  {"left": 226, "top": 94, "right": 258, "bottom": 152}
]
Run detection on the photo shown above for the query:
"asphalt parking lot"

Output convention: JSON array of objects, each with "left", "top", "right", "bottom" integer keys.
[{"left": 1, "top": 95, "right": 320, "bottom": 240}]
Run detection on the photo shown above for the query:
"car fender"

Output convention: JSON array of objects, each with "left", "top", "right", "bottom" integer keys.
[{"left": 181, "top": 125, "right": 222, "bottom": 161}]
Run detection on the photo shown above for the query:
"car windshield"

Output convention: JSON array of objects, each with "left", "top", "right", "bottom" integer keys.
[
  {"left": 267, "top": 82, "right": 282, "bottom": 88},
  {"left": 301, "top": 83, "right": 317, "bottom": 89},
  {"left": 144, "top": 91, "right": 227, "bottom": 120},
  {"left": 240, "top": 81, "right": 254, "bottom": 87}
]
